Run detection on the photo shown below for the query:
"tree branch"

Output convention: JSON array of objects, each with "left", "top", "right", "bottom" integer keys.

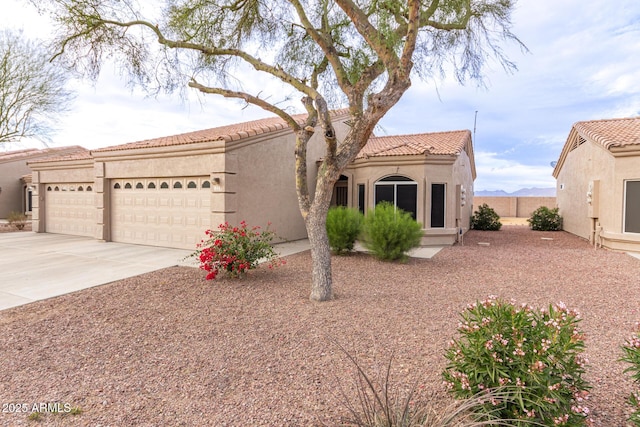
[
  {"left": 90, "top": 18, "right": 321, "bottom": 100},
  {"left": 188, "top": 79, "right": 301, "bottom": 132},
  {"left": 334, "top": 0, "right": 400, "bottom": 70},
  {"left": 287, "top": 0, "right": 354, "bottom": 92}
]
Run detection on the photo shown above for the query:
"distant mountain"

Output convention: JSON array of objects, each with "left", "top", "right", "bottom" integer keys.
[{"left": 476, "top": 187, "right": 556, "bottom": 197}]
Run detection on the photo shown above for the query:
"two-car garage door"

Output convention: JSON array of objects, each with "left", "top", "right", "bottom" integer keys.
[{"left": 111, "top": 177, "right": 212, "bottom": 250}]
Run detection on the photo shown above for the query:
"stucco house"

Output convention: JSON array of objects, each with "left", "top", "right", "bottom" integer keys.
[
  {"left": 553, "top": 116, "right": 640, "bottom": 251},
  {"left": 338, "top": 130, "right": 475, "bottom": 245},
  {"left": 0, "top": 146, "right": 88, "bottom": 219},
  {"left": 28, "top": 113, "right": 476, "bottom": 249}
]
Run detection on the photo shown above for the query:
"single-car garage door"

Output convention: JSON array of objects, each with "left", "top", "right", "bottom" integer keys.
[
  {"left": 111, "top": 177, "right": 212, "bottom": 249},
  {"left": 45, "top": 183, "right": 96, "bottom": 237}
]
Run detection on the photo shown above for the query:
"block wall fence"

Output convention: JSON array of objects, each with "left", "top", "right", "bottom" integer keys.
[{"left": 473, "top": 197, "right": 557, "bottom": 218}]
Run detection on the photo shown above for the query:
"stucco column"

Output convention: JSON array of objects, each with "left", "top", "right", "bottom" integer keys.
[
  {"left": 210, "top": 153, "right": 238, "bottom": 227},
  {"left": 94, "top": 162, "right": 108, "bottom": 241},
  {"left": 31, "top": 172, "right": 45, "bottom": 233}
]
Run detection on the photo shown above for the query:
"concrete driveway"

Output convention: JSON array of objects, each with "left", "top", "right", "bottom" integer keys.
[{"left": 0, "top": 232, "right": 195, "bottom": 311}]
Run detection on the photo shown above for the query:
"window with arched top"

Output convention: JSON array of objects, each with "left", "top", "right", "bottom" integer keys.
[
  {"left": 173, "top": 182, "right": 183, "bottom": 189},
  {"left": 86, "top": 186, "right": 92, "bottom": 191},
  {"left": 160, "top": 182, "right": 169, "bottom": 189},
  {"left": 114, "top": 183, "right": 121, "bottom": 189},
  {"left": 374, "top": 175, "right": 418, "bottom": 220},
  {"left": 78, "top": 186, "right": 84, "bottom": 191},
  {"left": 47, "top": 186, "right": 52, "bottom": 191},
  {"left": 202, "top": 181, "right": 211, "bottom": 189},
  {"left": 187, "top": 181, "right": 197, "bottom": 189},
  {"left": 54, "top": 186, "right": 60, "bottom": 191},
  {"left": 124, "top": 183, "right": 132, "bottom": 189},
  {"left": 136, "top": 182, "right": 144, "bottom": 189},
  {"left": 148, "top": 182, "right": 156, "bottom": 189}
]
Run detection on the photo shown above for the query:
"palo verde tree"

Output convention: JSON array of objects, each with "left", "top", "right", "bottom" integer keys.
[
  {"left": 0, "top": 30, "right": 74, "bottom": 144},
  {"left": 33, "top": 0, "right": 524, "bottom": 301}
]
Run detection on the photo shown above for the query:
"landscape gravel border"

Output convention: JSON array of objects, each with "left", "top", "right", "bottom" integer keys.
[{"left": 0, "top": 226, "right": 639, "bottom": 426}]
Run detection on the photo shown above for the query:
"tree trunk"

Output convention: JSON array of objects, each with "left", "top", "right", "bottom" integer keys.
[
  {"left": 306, "top": 207, "right": 333, "bottom": 301},
  {"left": 303, "top": 166, "right": 337, "bottom": 302}
]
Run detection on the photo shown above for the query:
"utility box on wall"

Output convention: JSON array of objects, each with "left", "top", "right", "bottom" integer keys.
[{"left": 587, "top": 180, "right": 600, "bottom": 218}]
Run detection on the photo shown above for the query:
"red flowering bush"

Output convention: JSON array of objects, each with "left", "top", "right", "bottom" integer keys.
[{"left": 192, "top": 221, "right": 283, "bottom": 280}]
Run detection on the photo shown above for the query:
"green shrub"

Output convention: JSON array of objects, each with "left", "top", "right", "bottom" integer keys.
[
  {"left": 7, "top": 211, "right": 27, "bottom": 230},
  {"left": 621, "top": 323, "right": 640, "bottom": 426},
  {"left": 470, "top": 204, "right": 502, "bottom": 230},
  {"left": 443, "top": 296, "right": 591, "bottom": 426},
  {"left": 360, "top": 202, "right": 423, "bottom": 262},
  {"left": 326, "top": 206, "right": 363, "bottom": 255},
  {"left": 528, "top": 206, "right": 563, "bottom": 231}
]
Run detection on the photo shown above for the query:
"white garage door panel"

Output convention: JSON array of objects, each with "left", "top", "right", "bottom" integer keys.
[
  {"left": 111, "top": 178, "right": 211, "bottom": 250},
  {"left": 45, "top": 183, "right": 96, "bottom": 237}
]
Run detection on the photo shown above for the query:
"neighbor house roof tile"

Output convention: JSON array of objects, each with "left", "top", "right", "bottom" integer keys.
[
  {"left": 94, "top": 109, "right": 350, "bottom": 152},
  {"left": 2, "top": 146, "right": 88, "bottom": 164},
  {"left": 574, "top": 117, "right": 640, "bottom": 149},
  {"left": 356, "top": 130, "right": 471, "bottom": 159}
]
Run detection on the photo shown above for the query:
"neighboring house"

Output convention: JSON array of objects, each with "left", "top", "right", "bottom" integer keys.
[
  {"left": 28, "top": 113, "right": 477, "bottom": 249},
  {"left": 338, "top": 130, "right": 476, "bottom": 245},
  {"left": 553, "top": 116, "right": 640, "bottom": 251},
  {"left": 0, "top": 146, "right": 88, "bottom": 219}
]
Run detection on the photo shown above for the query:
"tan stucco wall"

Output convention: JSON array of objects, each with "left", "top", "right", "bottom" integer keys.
[
  {"left": 556, "top": 140, "right": 616, "bottom": 241},
  {"left": 557, "top": 140, "right": 640, "bottom": 252},
  {"left": 232, "top": 120, "right": 352, "bottom": 242},
  {"left": 0, "top": 160, "right": 30, "bottom": 218},
  {"left": 473, "top": 197, "right": 557, "bottom": 218}
]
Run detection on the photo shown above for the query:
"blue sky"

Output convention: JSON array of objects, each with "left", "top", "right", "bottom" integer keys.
[{"left": 2, "top": 0, "right": 640, "bottom": 192}]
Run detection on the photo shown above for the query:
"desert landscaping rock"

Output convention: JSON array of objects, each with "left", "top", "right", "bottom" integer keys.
[{"left": 0, "top": 226, "right": 639, "bottom": 426}]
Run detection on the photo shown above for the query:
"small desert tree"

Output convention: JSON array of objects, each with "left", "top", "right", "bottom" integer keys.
[
  {"left": 0, "top": 30, "right": 74, "bottom": 144},
  {"left": 33, "top": 0, "right": 524, "bottom": 301}
]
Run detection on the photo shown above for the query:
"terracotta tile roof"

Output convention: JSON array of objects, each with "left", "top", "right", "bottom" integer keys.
[
  {"left": 95, "top": 109, "right": 350, "bottom": 152},
  {"left": 28, "top": 148, "right": 93, "bottom": 164},
  {"left": 356, "top": 130, "right": 472, "bottom": 159},
  {"left": 574, "top": 117, "right": 640, "bottom": 149},
  {"left": 1, "top": 146, "right": 88, "bottom": 164},
  {"left": 0, "top": 148, "right": 40, "bottom": 162}
]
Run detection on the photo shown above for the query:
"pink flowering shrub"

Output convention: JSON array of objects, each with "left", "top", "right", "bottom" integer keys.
[
  {"left": 191, "top": 221, "right": 283, "bottom": 280},
  {"left": 621, "top": 323, "right": 640, "bottom": 426},
  {"left": 443, "top": 296, "right": 591, "bottom": 426}
]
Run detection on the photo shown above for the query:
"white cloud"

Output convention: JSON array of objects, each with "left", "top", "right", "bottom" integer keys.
[{"left": 474, "top": 152, "right": 556, "bottom": 193}]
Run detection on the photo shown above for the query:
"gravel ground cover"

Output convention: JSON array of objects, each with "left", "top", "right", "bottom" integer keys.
[{"left": 0, "top": 226, "right": 639, "bottom": 426}]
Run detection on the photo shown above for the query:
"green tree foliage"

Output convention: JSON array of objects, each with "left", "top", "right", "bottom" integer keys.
[
  {"left": 0, "top": 30, "right": 74, "bottom": 144},
  {"left": 471, "top": 203, "right": 502, "bottom": 230},
  {"left": 361, "top": 202, "right": 423, "bottom": 262},
  {"left": 326, "top": 206, "right": 363, "bottom": 255},
  {"left": 33, "top": 0, "right": 524, "bottom": 300}
]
